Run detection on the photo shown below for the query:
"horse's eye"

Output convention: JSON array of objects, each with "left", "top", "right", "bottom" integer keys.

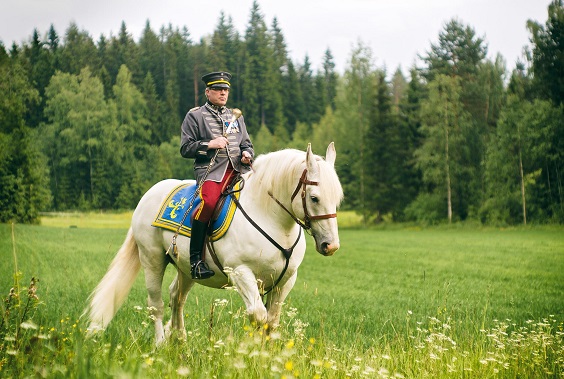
[{"left": 310, "top": 196, "right": 319, "bottom": 204}]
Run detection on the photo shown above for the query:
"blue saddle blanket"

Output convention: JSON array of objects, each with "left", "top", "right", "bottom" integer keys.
[{"left": 151, "top": 181, "right": 240, "bottom": 241}]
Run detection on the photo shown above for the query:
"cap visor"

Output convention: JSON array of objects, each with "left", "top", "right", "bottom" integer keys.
[{"left": 210, "top": 84, "right": 230, "bottom": 89}]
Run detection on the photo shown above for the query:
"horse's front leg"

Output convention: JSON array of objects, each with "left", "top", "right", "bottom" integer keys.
[
  {"left": 229, "top": 266, "right": 268, "bottom": 326},
  {"left": 265, "top": 273, "right": 297, "bottom": 331},
  {"left": 167, "top": 270, "right": 194, "bottom": 340}
]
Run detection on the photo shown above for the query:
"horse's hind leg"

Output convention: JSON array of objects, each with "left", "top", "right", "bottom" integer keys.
[
  {"left": 140, "top": 249, "right": 168, "bottom": 345},
  {"left": 167, "top": 270, "right": 194, "bottom": 339}
]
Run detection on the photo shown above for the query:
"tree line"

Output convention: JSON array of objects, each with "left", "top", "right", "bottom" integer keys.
[{"left": 1, "top": 0, "right": 562, "bottom": 225}]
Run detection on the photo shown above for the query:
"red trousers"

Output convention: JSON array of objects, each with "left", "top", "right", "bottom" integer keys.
[{"left": 194, "top": 165, "right": 235, "bottom": 223}]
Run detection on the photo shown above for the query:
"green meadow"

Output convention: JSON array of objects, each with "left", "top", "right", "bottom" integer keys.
[{"left": 1, "top": 214, "right": 563, "bottom": 378}]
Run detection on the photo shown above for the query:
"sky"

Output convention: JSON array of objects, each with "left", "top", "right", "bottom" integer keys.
[{"left": 0, "top": 0, "right": 552, "bottom": 74}]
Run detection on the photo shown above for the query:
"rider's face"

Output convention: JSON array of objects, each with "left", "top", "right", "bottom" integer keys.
[{"left": 206, "top": 87, "right": 229, "bottom": 107}]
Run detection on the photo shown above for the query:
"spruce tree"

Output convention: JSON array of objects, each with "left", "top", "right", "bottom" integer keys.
[
  {"left": 528, "top": 0, "right": 564, "bottom": 105},
  {"left": 242, "top": 0, "right": 273, "bottom": 135},
  {"left": 58, "top": 22, "right": 98, "bottom": 75},
  {"left": 322, "top": 49, "right": 338, "bottom": 110}
]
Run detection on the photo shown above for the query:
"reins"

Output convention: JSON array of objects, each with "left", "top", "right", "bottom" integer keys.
[
  {"left": 207, "top": 164, "right": 337, "bottom": 298},
  {"left": 210, "top": 178, "right": 301, "bottom": 297},
  {"left": 228, "top": 180, "right": 300, "bottom": 261}
]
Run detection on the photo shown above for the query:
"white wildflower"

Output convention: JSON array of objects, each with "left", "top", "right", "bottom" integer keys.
[
  {"left": 177, "top": 367, "right": 190, "bottom": 376},
  {"left": 20, "top": 320, "right": 38, "bottom": 330}
]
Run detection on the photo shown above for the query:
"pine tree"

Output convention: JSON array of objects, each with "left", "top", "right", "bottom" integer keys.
[
  {"left": 209, "top": 12, "right": 232, "bottom": 70},
  {"left": 282, "top": 60, "right": 304, "bottom": 135},
  {"left": 142, "top": 72, "right": 167, "bottom": 145},
  {"left": 528, "top": 0, "right": 564, "bottom": 105},
  {"left": 0, "top": 60, "right": 49, "bottom": 222},
  {"left": 165, "top": 26, "right": 193, "bottom": 123},
  {"left": 242, "top": 1, "right": 274, "bottom": 135},
  {"left": 0, "top": 42, "right": 8, "bottom": 65},
  {"left": 139, "top": 20, "right": 165, "bottom": 97},
  {"left": 58, "top": 22, "right": 98, "bottom": 75},
  {"left": 365, "top": 70, "right": 413, "bottom": 221},
  {"left": 22, "top": 28, "right": 56, "bottom": 127},
  {"left": 420, "top": 18, "right": 492, "bottom": 220},
  {"left": 322, "top": 49, "right": 338, "bottom": 109},
  {"left": 265, "top": 17, "right": 288, "bottom": 135},
  {"left": 421, "top": 18, "right": 488, "bottom": 123},
  {"left": 105, "top": 22, "right": 140, "bottom": 89},
  {"left": 298, "top": 55, "right": 315, "bottom": 125}
]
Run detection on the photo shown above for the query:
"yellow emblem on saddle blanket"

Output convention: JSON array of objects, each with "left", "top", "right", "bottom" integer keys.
[{"left": 151, "top": 181, "right": 241, "bottom": 241}]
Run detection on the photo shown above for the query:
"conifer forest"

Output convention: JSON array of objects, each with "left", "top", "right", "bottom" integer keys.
[{"left": 1, "top": 0, "right": 563, "bottom": 225}]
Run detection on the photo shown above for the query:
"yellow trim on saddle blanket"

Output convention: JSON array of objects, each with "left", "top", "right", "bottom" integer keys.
[{"left": 151, "top": 181, "right": 241, "bottom": 241}]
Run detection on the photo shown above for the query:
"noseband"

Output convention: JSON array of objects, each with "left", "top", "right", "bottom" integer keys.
[{"left": 270, "top": 168, "right": 337, "bottom": 231}]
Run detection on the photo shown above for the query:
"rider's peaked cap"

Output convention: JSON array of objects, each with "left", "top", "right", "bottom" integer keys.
[{"left": 202, "top": 71, "right": 231, "bottom": 89}]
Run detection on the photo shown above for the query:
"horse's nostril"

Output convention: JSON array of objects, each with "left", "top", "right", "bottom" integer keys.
[{"left": 321, "top": 241, "right": 340, "bottom": 256}]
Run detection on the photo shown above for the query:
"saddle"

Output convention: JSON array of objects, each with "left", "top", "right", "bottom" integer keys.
[{"left": 151, "top": 180, "right": 242, "bottom": 241}]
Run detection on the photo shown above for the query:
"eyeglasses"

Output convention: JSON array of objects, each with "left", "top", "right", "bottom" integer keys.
[{"left": 209, "top": 88, "right": 230, "bottom": 92}]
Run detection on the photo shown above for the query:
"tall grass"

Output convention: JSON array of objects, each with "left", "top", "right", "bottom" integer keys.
[{"left": 0, "top": 221, "right": 562, "bottom": 378}]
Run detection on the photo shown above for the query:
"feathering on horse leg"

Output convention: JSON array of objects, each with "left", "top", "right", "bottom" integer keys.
[{"left": 84, "top": 228, "right": 141, "bottom": 335}]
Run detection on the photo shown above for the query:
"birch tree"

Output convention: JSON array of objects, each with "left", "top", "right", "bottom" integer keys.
[{"left": 415, "top": 75, "right": 470, "bottom": 223}]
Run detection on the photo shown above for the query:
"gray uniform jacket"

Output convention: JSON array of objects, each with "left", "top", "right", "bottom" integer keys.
[{"left": 180, "top": 103, "right": 254, "bottom": 183}]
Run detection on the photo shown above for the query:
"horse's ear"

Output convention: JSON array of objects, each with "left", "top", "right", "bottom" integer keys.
[
  {"left": 326, "top": 142, "right": 336, "bottom": 167},
  {"left": 306, "top": 143, "right": 318, "bottom": 174}
]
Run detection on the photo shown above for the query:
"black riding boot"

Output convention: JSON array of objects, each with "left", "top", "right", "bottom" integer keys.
[{"left": 190, "top": 219, "right": 215, "bottom": 279}]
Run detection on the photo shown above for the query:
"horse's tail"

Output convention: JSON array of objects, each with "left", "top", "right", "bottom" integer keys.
[{"left": 84, "top": 228, "right": 141, "bottom": 333}]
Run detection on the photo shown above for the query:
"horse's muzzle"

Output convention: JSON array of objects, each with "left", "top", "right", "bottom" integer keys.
[{"left": 320, "top": 241, "right": 340, "bottom": 256}]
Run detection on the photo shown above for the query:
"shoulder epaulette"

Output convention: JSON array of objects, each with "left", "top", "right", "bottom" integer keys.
[{"left": 188, "top": 106, "right": 200, "bottom": 112}]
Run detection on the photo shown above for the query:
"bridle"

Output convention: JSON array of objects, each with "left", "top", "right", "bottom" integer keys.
[{"left": 268, "top": 168, "right": 337, "bottom": 232}]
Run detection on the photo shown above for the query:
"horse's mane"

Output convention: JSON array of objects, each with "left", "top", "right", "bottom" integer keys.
[{"left": 243, "top": 148, "right": 343, "bottom": 212}]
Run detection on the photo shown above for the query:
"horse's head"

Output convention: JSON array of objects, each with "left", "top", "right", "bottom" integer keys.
[
  {"left": 295, "top": 143, "right": 344, "bottom": 256},
  {"left": 249, "top": 143, "right": 344, "bottom": 256}
]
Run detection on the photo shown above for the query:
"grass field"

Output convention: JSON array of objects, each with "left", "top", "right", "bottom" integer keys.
[{"left": 1, "top": 215, "right": 563, "bottom": 378}]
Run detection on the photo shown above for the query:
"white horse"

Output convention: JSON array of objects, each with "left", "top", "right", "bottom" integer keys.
[{"left": 84, "top": 143, "right": 343, "bottom": 344}]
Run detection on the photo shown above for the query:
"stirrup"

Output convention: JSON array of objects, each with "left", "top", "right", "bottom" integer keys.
[{"left": 191, "top": 260, "right": 215, "bottom": 279}]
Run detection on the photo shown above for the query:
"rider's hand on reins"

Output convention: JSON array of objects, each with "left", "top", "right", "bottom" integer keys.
[{"left": 241, "top": 151, "right": 252, "bottom": 165}]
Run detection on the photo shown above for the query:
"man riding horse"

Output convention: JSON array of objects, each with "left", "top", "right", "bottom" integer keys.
[{"left": 180, "top": 71, "right": 254, "bottom": 279}]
